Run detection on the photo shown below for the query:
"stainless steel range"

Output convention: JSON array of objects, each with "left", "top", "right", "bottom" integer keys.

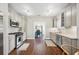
[{"left": 15, "top": 32, "right": 23, "bottom": 48}]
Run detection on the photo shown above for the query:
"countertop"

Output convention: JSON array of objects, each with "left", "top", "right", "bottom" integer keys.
[
  {"left": 50, "top": 32, "right": 77, "bottom": 39},
  {"left": 56, "top": 33, "right": 77, "bottom": 39}
]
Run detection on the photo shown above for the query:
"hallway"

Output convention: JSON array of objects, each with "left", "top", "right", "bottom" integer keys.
[{"left": 9, "top": 38, "right": 65, "bottom": 55}]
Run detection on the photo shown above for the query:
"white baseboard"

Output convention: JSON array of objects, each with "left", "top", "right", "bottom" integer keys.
[
  {"left": 26, "top": 38, "right": 35, "bottom": 40},
  {"left": 45, "top": 38, "right": 51, "bottom": 40},
  {"left": 26, "top": 37, "right": 50, "bottom": 40}
]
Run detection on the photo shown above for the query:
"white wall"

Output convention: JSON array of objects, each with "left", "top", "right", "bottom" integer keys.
[
  {"left": 8, "top": 6, "right": 26, "bottom": 33},
  {"left": 77, "top": 4, "right": 79, "bottom": 49},
  {"left": 57, "top": 14, "right": 61, "bottom": 28},
  {"left": 0, "top": 3, "right": 9, "bottom": 55},
  {"left": 26, "top": 16, "right": 52, "bottom": 39}
]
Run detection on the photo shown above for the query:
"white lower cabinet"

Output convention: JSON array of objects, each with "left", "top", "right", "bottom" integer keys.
[
  {"left": 50, "top": 33, "right": 56, "bottom": 43},
  {"left": 23, "top": 33, "right": 26, "bottom": 41},
  {"left": 50, "top": 33, "right": 77, "bottom": 55},
  {"left": 8, "top": 35, "right": 15, "bottom": 53},
  {"left": 62, "top": 36, "right": 77, "bottom": 54}
]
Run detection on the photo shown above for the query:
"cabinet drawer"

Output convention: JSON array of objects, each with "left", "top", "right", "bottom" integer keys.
[
  {"left": 62, "top": 37, "right": 71, "bottom": 45},
  {"left": 62, "top": 36, "right": 77, "bottom": 54},
  {"left": 50, "top": 33, "right": 56, "bottom": 43},
  {"left": 8, "top": 35, "right": 15, "bottom": 53}
]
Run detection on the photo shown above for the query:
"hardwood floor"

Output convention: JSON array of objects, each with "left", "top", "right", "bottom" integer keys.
[
  {"left": 0, "top": 50, "right": 3, "bottom": 55},
  {"left": 9, "top": 38, "right": 65, "bottom": 55}
]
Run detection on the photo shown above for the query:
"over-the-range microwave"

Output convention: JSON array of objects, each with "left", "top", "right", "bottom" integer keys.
[{"left": 10, "top": 19, "right": 19, "bottom": 27}]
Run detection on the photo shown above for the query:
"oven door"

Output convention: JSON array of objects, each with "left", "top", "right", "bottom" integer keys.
[{"left": 16, "top": 35, "right": 23, "bottom": 48}]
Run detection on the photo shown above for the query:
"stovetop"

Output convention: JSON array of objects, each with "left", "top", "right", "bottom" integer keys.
[{"left": 8, "top": 32, "right": 23, "bottom": 35}]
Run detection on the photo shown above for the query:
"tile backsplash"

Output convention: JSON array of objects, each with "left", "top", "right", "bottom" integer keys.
[
  {"left": 50, "top": 26, "right": 77, "bottom": 37},
  {"left": 60, "top": 26, "right": 77, "bottom": 36}
]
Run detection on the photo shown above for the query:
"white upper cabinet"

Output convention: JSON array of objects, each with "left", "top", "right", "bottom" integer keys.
[
  {"left": 64, "top": 4, "right": 76, "bottom": 28},
  {"left": 52, "top": 4, "right": 77, "bottom": 28},
  {"left": 64, "top": 6, "right": 72, "bottom": 28},
  {"left": 53, "top": 17, "right": 57, "bottom": 27},
  {"left": 61, "top": 12, "right": 64, "bottom": 27},
  {"left": 0, "top": 15, "right": 3, "bottom": 33},
  {"left": 71, "top": 4, "right": 76, "bottom": 26},
  {"left": 0, "top": 16, "right": 3, "bottom": 25}
]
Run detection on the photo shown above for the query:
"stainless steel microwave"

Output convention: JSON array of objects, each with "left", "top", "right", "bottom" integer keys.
[{"left": 10, "top": 19, "right": 19, "bottom": 27}]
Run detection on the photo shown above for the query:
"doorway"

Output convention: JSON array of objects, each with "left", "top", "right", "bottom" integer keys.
[
  {"left": 35, "top": 25, "right": 43, "bottom": 39},
  {"left": 33, "top": 22, "right": 45, "bottom": 40}
]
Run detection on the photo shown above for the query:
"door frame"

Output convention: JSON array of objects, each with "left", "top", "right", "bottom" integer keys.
[{"left": 33, "top": 22, "right": 46, "bottom": 40}]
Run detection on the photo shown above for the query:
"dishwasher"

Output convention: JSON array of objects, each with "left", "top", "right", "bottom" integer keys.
[{"left": 56, "top": 34, "right": 62, "bottom": 47}]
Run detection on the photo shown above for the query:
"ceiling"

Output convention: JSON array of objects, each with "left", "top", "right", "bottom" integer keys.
[{"left": 9, "top": 3, "right": 69, "bottom": 16}]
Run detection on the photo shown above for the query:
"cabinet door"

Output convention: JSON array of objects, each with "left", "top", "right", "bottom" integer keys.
[
  {"left": 71, "top": 39, "right": 77, "bottom": 54},
  {"left": 53, "top": 33, "right": 56, "bottom": 43},
  {"left": 61, "top": 12, "right": 64, "bottom": 27},
  {"left": 50, "top": 33, "right": 56, "bottom": 43},
  {"left": 23, "top": 33, "right": 26, "bottom": 41},
  {"left": 10, "top": 35, "right": 15, "bottom": 51},
  {"left": 64, "top": 6, "right": 72, "bottom": 28},
  {"left": 71, "top": 5, "right": 76, "bottom": 26},
  {"left": 62, "top": 37, "right": 71, "bottom": 54},
  {"left": 54, "top": 17, "right": 57, "bottom": 27},
  {"left": 8, "top": 35, "right": 15, "bottom": 53}
]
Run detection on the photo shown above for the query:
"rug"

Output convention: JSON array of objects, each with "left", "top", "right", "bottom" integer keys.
[
  {"left": 18, "top": 43, "right": 30, "bottom": 51},
  {"left": 45, "top": 40, "right": 56, "bottom": 47}
]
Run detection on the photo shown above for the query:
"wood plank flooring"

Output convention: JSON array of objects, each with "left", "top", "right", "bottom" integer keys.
[
  {"left": 9, "top": 38, "right": 65, "bottom": 55},
  {"left": 0, "top": 50, "right": 3, "bottom": 55}
]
